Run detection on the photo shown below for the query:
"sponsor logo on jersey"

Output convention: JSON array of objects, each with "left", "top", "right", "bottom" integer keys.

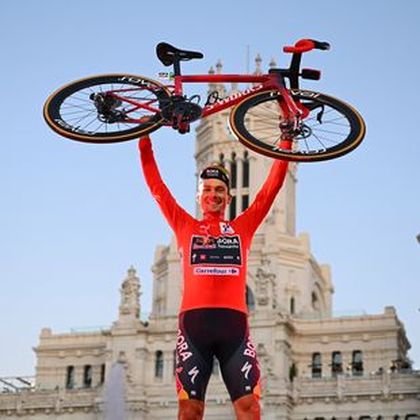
[
  {"left": 220, "top": 222, "right": 235, "bottom": 234},
  {"left": 193, "top": 267, "right": 240, "bottom": 276},
  {"left": 190, "top": 235, "right": 242, "bottom": 266}
]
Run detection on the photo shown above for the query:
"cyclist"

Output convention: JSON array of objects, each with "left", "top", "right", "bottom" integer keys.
[{"left": 138, "top": 135, "right": 291, "bottom": 420}]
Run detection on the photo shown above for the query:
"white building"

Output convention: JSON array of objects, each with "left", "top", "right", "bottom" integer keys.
[{"left": 1, "top": 61, "right": 419, "bottom": 420}]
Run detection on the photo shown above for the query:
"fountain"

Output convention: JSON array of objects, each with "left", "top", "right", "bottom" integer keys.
[{"left": 103, "top": 362, "right": 127, "bottom": 420}]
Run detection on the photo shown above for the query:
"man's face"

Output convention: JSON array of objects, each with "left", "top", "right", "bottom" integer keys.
[{"left": 197, "top": 178, "right": 231, "bottom": 215}]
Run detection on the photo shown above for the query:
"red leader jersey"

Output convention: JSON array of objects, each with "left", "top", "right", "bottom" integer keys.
[{"left": 139, "top": 137, "right": 289, "bottom": 314}]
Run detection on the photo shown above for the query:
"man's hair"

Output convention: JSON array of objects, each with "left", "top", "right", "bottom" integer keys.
[{"left": 199, "top": 163, "right": 230, "bottom": 189}]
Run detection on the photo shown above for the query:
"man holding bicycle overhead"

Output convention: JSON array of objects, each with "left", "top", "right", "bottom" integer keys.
[{"left": 139, "top": 135, "right": 291, "bottom": 420}]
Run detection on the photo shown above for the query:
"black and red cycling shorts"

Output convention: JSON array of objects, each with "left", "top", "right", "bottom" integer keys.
[{"left": 175, "top": 308, "right": 261, "bottom": 402}]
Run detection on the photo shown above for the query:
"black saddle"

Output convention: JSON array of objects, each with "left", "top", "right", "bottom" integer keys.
[{"left": 156, "top": 42, "right": 204, "bottom": 66}]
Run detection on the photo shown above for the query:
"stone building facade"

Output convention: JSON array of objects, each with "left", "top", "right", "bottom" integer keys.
[{"left": 0, "top": 61, "right": 419, "bottom": 419}]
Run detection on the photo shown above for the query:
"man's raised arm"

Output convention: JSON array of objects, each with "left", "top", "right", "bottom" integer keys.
[{"left": 138, "top": 136, "right": 190, "bottom": 232}]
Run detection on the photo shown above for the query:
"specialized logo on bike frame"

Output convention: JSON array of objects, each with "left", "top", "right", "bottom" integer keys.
[{"left": 190, "top": 235, "right": 242, "bottom": 266}]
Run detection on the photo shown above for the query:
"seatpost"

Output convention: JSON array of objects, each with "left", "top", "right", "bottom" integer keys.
[{"left": 173, "top": 55, "right": 181, "bottom": 76}]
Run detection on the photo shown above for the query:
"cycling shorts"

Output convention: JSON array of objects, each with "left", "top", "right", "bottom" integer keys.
[{"left": 175, "top": 308, "right": 261, "bottom": 402}]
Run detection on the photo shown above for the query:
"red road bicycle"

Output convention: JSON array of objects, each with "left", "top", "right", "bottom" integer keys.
[{"left": 43, "top": 39, "right": 366, "bottom": 162}]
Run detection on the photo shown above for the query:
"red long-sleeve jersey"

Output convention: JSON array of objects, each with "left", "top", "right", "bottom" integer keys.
[{"left": 139, "top": 137, "right": 289, "bottom": 314}]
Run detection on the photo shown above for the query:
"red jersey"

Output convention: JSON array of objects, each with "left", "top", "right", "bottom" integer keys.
[{"left": 139, "top": 138, "right": 289, "bottom": 314}]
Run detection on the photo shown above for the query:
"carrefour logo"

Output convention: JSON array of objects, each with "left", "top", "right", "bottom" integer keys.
[{"left": 193, "top": 267, "right": 240, "bottom": 276}]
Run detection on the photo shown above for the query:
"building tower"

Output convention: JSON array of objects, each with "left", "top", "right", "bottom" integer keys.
[{"left": 150, "top": 56, "right": 334, "bottom": 323}]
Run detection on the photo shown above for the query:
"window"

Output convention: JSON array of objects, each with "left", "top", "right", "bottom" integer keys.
[
  {"left": 352, "top": 350, "right": 363, "bottom": 376},
  {"left": 311, "top": 352, "right": 322, "bottom": 378},
  {"left": 100, "top": 364, "right": 106, "bottom": 385},
  {"left": 242, "top": 152, "right": 249, "bottom": 188},
  {"left": 83, "top": 365, "right": 92, "bottom": 388},
  {"left": 229, "top": 196, "right": 236, "bottom": 220},
  {"left": 332, "top": 351, "right": 343, "bottom": 376},
  {"left": 219, "top": 153, "right": 225, "bottom": 165},
  {"left": 212, "top": 357, "right": 220, "bottom": 376},
  {"left": 242, "top": 194, "right": 249, "bottom": 211},
  {"left": 173, "top": 350, "right": 177, "bottom": 376},
  {"left": 230, "top": 153, "right": 237, "bottom": 189},
  {"left": 65, "top": 365, "right": 75, "bottom": 389},
  {"left": 246, "top": 286, "right": 255, "bottom": 311},
  {"left": 312, "top": 291, "right": 320, "bottom": 310},
  {"left": 290, "top": 297, "right": 295, "bottom": 315},
  {"left": 155, "top": 350, "right": 164, "bottom": 378}
]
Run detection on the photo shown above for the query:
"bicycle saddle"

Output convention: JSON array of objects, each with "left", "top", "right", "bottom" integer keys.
[{"left": 156, "top": 42, "right": 204, "bottom": 66}]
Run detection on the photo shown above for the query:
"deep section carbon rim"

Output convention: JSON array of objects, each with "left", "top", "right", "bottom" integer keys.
[
  {"left": 230, "top": 89, "right": 365, "bottom": 161},
  {"left": 43, "top": 74, "right": 171, "bottom": 143}
]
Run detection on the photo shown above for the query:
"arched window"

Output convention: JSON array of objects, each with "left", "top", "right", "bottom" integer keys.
[
  {"left": 229, "top": 196, "right": 237, "bottom": 221},
  {"left": 246, "top": 285, "right": 255, "bottom": 312},
  {"left": 219, "top": 153, "right": 225, "bottom": 166},
  {"left": 83, "top": 365, "right": 92, "bottom": 388},
  {"left": 65, "top": 365, "right": 75, "bottom": 389},
  {"left": 242, "top": 194, "right": 249, "bottom": 211},
  {"left": 155, "top": 350, "right": 164, "bottom": 378},
  {"left": 242, "top": 151, "right": 249, "bottom": 188},
  {"left": 352, "top": 350, "right": 363, "bottom": 376},
  {"left": 230, "top": 153, "right": 237, "bottom": 189},
  {"left": 332, "top": 351, "right": 343, "bottom": 376},
  {"left": 212, "top": 356, "right": 220, "bottom": 376},
  {"left": 100, "top": 364, "right": 106, "bottom": 385},
  {"left": 173, "top": 350, "right": 177, "bottom": 376},
  {"left": 311, "top": 352, "right": 322, "bottom": 378},
  {"left": 290, "top": 297, "right": 295, "bottom": 315},
  {"left": 312, "top": 291, "right": 320, "bottom": 310}
]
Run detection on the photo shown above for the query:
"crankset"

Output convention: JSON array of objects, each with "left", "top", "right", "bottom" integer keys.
[{"left": 161, "top": 95, "right": 203, "bottom": 128}]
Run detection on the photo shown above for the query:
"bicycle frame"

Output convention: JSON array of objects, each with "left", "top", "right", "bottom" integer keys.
[
  {"left": 110, "top": 39, "right": 327, "bottom": 129},
  {"left": 171, "top": 72, "right": 304, "bottom": 120}
]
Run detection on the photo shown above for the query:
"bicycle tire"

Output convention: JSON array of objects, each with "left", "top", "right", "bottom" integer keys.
[
  {"left": 43, "top": 74, "right": 171, "bottom": 143},
  {"left": 229, "top": 89, "right": 366, "bottom": 162}
]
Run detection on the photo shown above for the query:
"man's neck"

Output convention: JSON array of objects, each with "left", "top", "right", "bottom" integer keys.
[{"left": 202, "top": 211, "right": 224, "bottom": 221}]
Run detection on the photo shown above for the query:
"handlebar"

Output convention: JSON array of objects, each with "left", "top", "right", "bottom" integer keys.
[{"left": 283, "top": 39, "right": 330, "bottom": 54}]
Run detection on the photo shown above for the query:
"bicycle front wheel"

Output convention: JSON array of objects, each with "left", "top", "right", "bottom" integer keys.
[
  {"left": 229, "top": 89, "right": 366, "bottom": 161},
  {"left": 43, "top": 74, "right": 171, "bottom": 143}
]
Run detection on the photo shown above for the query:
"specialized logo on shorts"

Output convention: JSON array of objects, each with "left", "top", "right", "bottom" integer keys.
[
  {"left": 190, "top": 235, "right": 242, "bottom": 266},
  {"left": 241, "top": 361, "right": 253, "bottom": 380},
  {"left": 188, "top": 366, "right": 200, "bottom": 384},
  {"left": 193, "top": 267, "right": 240, "bottom": 276}
]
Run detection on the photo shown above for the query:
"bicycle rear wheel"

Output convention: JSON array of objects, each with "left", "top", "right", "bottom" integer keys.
[
  {"left": 43, "top": 74, "right": 171, "bottom": 143},
  {"left": 229, "top": 89, "right": 366, "bottom": 161}
]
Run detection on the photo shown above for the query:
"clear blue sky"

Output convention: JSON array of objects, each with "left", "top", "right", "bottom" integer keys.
[{"left": 1, "top": 0, "right": 419, "bottom": 376}]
